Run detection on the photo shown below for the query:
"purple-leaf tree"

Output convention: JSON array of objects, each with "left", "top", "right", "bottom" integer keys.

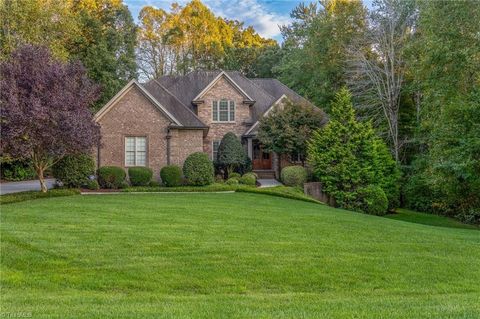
[{"left": 0, "top": 45, "right": 100, "bottom": 192}]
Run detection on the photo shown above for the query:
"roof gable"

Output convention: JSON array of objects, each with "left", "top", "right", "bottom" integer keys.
[
  {"left": 94, "top": 79, "right": 182, "bottom": 125},
  {"left": 192, "top": 71, "right": 254, "bottom": 103}
]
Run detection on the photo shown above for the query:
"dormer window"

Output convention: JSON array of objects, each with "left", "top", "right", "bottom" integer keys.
[{"left": 212, "top": 100, "right": 235, "bottom": 122}]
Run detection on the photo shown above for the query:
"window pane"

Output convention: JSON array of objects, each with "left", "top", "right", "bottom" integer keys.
[
  {"left": 212, "top": 101, "right": 218, "bottom": 121},
  {"left": 136, "top": 137, "right": 146, "bottom": 152},
  {"left": 126, "top": 137, "right": 135, "bottom": 152},
  {"left": 229, "top": 101, "right": 235, "bottom": 121},
  {"left": 126, "top": 151, "right": 135, "bottom": 166},
  {"left": 136, "top": 151, "right": 146, "bottom": 166}
]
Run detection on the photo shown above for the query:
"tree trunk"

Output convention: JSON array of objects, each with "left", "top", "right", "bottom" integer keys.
[{"left": 36, "top": 167, "right": 47, "bottom": 193}]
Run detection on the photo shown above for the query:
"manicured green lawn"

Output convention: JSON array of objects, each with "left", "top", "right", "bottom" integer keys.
[
  {"left": 386, "top": 208, "right": 479, "bottom": 230},
  {"left": 1, "top": 193, "right": 479, "bottom": 318}
]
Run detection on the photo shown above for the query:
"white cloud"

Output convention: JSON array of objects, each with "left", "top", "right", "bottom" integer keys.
[
  {"left": 125, "top": 0, "right": 291, "bottom": 40},
  {"left": 207, "top": 0, "right": 291, "bottom": 39}
]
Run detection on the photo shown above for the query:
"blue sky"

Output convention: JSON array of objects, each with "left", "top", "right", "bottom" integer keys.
[{"left": 125, "top": 0, "right": 374, "bottom": 42}]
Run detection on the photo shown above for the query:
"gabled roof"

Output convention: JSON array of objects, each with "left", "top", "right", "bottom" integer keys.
[
  {"left": 97, "top": 71, "right": 316, "bottom": 131},
  {"left": 94, "top": 79, "right": 182, "bottom": 125},
  {"left": 142, "top": 80, "right": 206, "bottom": 128}
]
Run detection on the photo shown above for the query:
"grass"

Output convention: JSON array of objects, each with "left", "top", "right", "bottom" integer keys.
[
  {"left": 123, "top": 184, "right": 322, "bottom": 204},
  {"left": 0, "top": 188, "right": 80, "bottom": 204},
  {"left": 1, "top": 193, "right": 479, "bottom": 318},
  {"left": 385, "top": 208, "right": 479, "bottom": 230}
]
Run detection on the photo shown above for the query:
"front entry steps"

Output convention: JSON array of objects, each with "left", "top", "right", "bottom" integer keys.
[{"left": 253, "top": 170, "right": 276, "bottom": 179}]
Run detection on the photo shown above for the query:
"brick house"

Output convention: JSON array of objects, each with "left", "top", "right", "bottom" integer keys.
[{"left": 94, "top": 70, "right": 316, "bottom": 180}]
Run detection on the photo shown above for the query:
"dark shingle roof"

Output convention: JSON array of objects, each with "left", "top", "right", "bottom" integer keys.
[
  {"left": 142, "top": 80, "right": 206, "bottom": 128},
  {"left": 143, "top": 70, "right": 315, "bottom": 129}
]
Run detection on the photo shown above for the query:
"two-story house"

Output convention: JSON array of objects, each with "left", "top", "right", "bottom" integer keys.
[{"left": 94, "top": 70, "right": 316, "bottom": 180}]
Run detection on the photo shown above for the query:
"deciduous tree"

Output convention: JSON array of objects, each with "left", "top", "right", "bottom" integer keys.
[{"left": 0, "top": 45, "right": 100, "bottom": 192}]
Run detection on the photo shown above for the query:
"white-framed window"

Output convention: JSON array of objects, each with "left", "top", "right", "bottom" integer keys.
[
  {"left": 212, "top": 140, "right": 221, "bottom": 161},
  {"left": 125, "top": 136, "right": 147, "bottom": 166},
  {"left": 212, "top": 100, "right": 235, "bottom": 122}
]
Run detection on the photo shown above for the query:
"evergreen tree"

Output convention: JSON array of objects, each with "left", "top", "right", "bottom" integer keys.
[
  {"left": 217, "top": 132, "right": 248, "bottom": 178},
  {"left": 308, "top": 88, "right": 400, "bottom": 212}
]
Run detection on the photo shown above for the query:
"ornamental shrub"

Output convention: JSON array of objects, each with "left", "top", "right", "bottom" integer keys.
[
  {"left": 355, "top": 185, "right": 388, "bottom": 216},
  {"left": 97, "top": 166, "right": 126, "bottom": 189},
  {"left": 239, "top": 173, "right": 256, "bottom": 186},
  {"left": 229, "top": 172, "right": 241, "bottom": 179},
  {"left": 128, "top": 167, "right": 153, "bottom": 186},
  {"left": 160, "top": 165, "right": 183, "bottom": 187},
  {"left": 308, "top": 88, "right": 400, "bottom": 210},
  {"left": 85, "top": 179, "right": 99, "bottom": 190},
  {"left": 183, "top": 152, "right": 214, "bottom": 186},
  {"left": 52, "top": 153, "right": 95, "bottom": 187},
  {"left": 226, "top": 177, "right": 239, "bottom": 185},
  {"left": 217, "top": 132, "right": 248, "bottom": 177},
  {"left": 0, "top": 158, "right": 35, "bottom": 181},
  {"left": 281, "top": 166, "right": 307, "bottom": 187}
]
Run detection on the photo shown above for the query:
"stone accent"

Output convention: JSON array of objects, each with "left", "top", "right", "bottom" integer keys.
[
  {"left": 96, "top": 85, "right": 177, "bottom": 180},
  {"left": 169, "top": 128, "right": 204, "bottom": 166},
  {"left": 196, "top": 76, "right": 252, "bottom": 159},
  {"left": 304, "top": 182, "right": 336, "bottom": 206}
]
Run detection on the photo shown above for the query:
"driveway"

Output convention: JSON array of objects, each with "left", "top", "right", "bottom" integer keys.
[{"left": 0, "top": 179, "right": 55, "bottom": 195}]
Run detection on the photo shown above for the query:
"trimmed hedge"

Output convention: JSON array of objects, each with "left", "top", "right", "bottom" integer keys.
[
  {"left": 97, "top": 166, "right": 126, "bottom": 189},
  {"left": 128, "top": 167, "right": 153, "bottom": 186},
  {"left": 183, "top": 152, "right": 214, "bottom": 186},
  {"left": 85, "top": 180, "right": 100, "bottom": 190},
  {"left": 281, "top": 166, "right": 307, "bottom": 187},
  {"left": 0, "top": 189, "right": 80, "bottom": 205},
  {"left": 239, "top": 173, "right": 256, "bottom": 186},
  {"left": 355, "top": 185, "right": 388, "bottom": 216},
  {"left": 226, "top": 177, "right": 239, "bottom": 185},
  {"left": 52, "top": 154, "right": 95, "bottom": 187},
  {"left": 160, "top": 165, "right": 183, "bottom": 187}
]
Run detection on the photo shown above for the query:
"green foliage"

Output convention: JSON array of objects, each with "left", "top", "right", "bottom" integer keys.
[
  {"left": 217, "top": 132, "right": 248, "bottom": 177},
  {"left": 52, "top": 154, "right": 95, "bottom": 188},
  {"left": 355, "top": 185, "right": 389, "bottom": 216},
  {"left": 275, "top": 1, "right": 367, "bottom": 111},
  {"left": 160, "top": 165, "right": 183, "bottom": 187},
  {"left": 0, "top": 158, "right": 35, "bottom": 181},
  {"left": 281, "top": 166, "right": 307, "bottom": 187},
  {"left": 85, "top": 179, "right": 99, "bottom": 190},
  {"left": 308, "top": 88, "right": 400, "bottom": 212},
  {"left": 183, "top": 152, "right": 214, "bottom": 186},
  {"left": 0, "top": 189, "right": 80, "bottom": 205},
  {"left": 97, "top": 166, "right": 126, "bottom": 189},
  {"left": 258, "top": 100, "right": 325, "bottom": 161},
  {"left": 149, "top": 180, "right": 161, "bottom": 187},
  {"left": 226, "top": 178, "right": 240, "bottom": 185},
  {"left": 229, "top": 172, "right": 241, "bottom": 179},
  {"left": 128, "top": 167, "right": 153, "bottom": 186},
  {"left": 239, "top": 173, "right": 256, "bottom": 186}
]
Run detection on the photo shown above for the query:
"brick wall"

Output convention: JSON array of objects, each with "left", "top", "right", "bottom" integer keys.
[
  {"left": 169, "top": 128, "right": 204, "bottom": 166},
  {"left": 196, "top": 76, "right": 251, "bottom": 159}
]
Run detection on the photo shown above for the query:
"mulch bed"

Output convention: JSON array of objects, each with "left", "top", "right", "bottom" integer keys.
[{"left": 80, "top": 188, "right": 121, "bottom": 193}]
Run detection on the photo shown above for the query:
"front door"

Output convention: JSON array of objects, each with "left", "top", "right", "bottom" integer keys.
[{"left": 252, "top": 140, "right": 272, "bottom": 170}]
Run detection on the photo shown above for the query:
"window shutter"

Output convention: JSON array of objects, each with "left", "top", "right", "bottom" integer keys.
[
  {"left": 229, "top": 101, "right": 235, "bottom": 121},
  {"left": 212, "top": 101, "right": 218, "bottom": 121}
]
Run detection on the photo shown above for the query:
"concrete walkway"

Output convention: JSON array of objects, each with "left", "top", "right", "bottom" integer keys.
[
  {"left": 0, "top": 179, "right": 55, "bottom": 194},
  {"left": 258, "top": 179, "right": 283, "bottom": 188}
]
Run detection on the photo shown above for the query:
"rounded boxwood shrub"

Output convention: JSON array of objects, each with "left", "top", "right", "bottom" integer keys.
[
  {"left": 85, "top": 179, "right": 100, "bottom": 190},
  {"left": 239, "top": 173, "right": 256, "bottom": 186},
  {"left": 226, "top": 177, "right": 239, "bottom": 185},
  {"left": 128, "top": 167, "right": 153, "bottom": 186},
  {"left": 356, "top": 185, "right": 388, "bottom": 216},
  {"left": 52, "top": 154, "right": 95, "bottom": 188},
  {"left": 281, "top": 165, "right": 307, "bottom": 187},
  {"left": 160, "top": 165, "right": 183, "bottom": 187},
  {"left": 149, "top": 180, "right": 161, "bottom": 187},
  {"left": 229, "top": 172, "right": 241, "bottom": 179},
  {"left": 183, "top": 152, "right": 214, "bottom": 186},
  {"left": 97, "top": 166, "right": 126, "bottom": 189}
]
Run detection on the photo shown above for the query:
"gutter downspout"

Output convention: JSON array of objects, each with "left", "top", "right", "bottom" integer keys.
[{"left": 166, "top": 128, "right": 172, "bottom": 165}]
